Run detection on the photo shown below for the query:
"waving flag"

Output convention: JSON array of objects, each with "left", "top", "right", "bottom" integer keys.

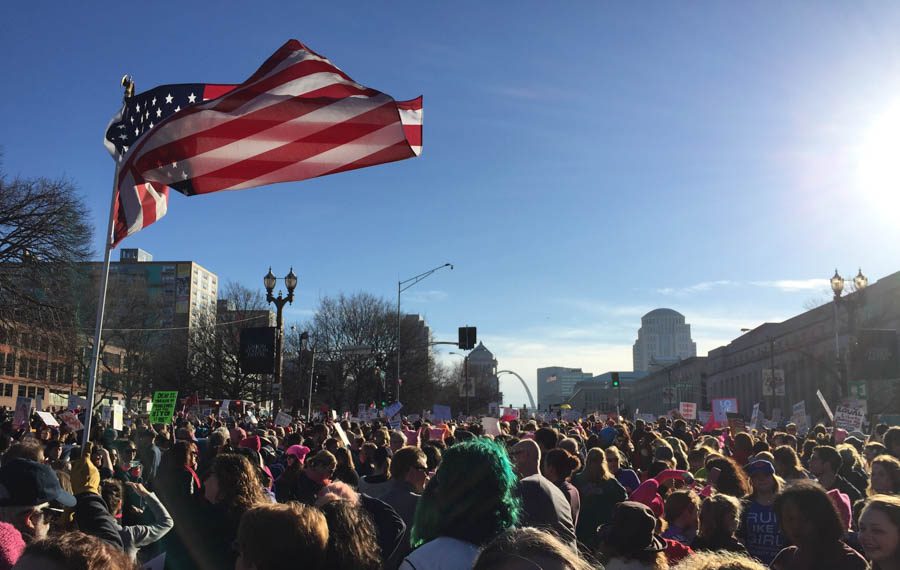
[{"left": 104, "top": 39, "right": 423, "bottom": 246}]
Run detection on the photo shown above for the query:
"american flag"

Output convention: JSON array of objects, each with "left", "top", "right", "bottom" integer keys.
[{"left": 104, "top": 39, "right": 423, "bottom": 246}]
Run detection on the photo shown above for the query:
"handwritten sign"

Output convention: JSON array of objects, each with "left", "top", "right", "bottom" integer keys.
[
  {"left": 275, "top": 411, "right": 293, "bottom": 427},
  {"left": 112, "top": 404, "right": 124, "bottom": 431},
  {"left": 60, "top": 411, "right": 84, "bottom": 432},
  {"left": 68, "top": 395, "right": 87, "bottom": 411},
  {"left": 431, "top": 404, "right": 452, "bottom": 422},
  {"left": 13, "top": 397, "right": 33, "bottom": 429},
  {"left": 149, "top": 391, "right": 178, "bottom": 424},
  {"left": 679, "top": 402, "right": 697, "bottom": 420},
  {"left": 834, "top": 399, "right": 867, "bottom": 432}
]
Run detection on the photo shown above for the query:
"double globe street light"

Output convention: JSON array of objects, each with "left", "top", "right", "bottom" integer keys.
[
  {"left": 264, "top": 267, "right": 298, "bottom": 415},
  {"left": 830, "top": 268, "right": 868, "bottom": 399}
]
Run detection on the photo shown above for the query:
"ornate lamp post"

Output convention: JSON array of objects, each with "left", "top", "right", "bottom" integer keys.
[
  {"left": 264, "top": 267, "right": 297, "bottom": 415},
  {"left": 831, "top": 268, "right": 868, "bottom": 399}
]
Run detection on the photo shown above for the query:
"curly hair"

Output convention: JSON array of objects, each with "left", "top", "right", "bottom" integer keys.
[
  {"left": 319, "top": 500, "right": 382, "bottom": 570},
  {"left": 207, "top": 453, "right": 268, "bottom": 518},
  {"left": 20, "top": 530, "right": 137, "bottom": 569},
  {"left": 869, "top": 455, "right": 900, "bottom": 496},
  {"left": 411, "top": 438, "right": 521, "bottom": 547},
  {"left": 705, "top": 456, "right": 751, "bottom": 498},
  {"left": 473, "top": 527, "right": 597, "bottom": 570}
]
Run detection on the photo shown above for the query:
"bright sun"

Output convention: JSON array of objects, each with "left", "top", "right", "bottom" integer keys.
[{"left": 857, "top": 103, "right": 900, "bottom": 209}]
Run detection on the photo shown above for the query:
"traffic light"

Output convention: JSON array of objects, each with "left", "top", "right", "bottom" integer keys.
[
  {"left": 611, "top": 372, "right": 620, "bottom": 388},
  {"left": 458, "top": 326, "right": 477, "bottom": 350}
]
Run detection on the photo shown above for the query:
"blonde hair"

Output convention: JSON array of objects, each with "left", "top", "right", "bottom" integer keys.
[
  {"left": 671, "top": 550, "right": 766, "bottom": 570},
  {"left": 581, "top": 448, "right": 613, "bottom": 483}
]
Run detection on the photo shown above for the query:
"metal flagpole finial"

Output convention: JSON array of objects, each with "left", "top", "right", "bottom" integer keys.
[{"left": 121, "top": 75, "right": 135, "bottom": 99}]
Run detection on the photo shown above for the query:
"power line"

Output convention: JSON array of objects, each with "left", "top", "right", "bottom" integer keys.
[{"left": 80, "top": 313, "right": 270, "bottom": 333}]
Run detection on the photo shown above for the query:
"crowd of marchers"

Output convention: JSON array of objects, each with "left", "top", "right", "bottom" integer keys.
[{"left": 0, "top": 407, "right": 899, "bottom": 570}]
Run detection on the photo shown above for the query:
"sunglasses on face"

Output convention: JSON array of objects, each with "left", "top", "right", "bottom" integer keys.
[{"left": 411, "top": 464, "right": 429, "bottom": 472}]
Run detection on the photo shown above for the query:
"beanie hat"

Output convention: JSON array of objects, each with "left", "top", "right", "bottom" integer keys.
[
  {"left": 285, "top": 445, "right": 310, "bottom": 464},
  {"left": 0, "top": 522, "right": 24, "bottom": 570},
  {"left": 599, "top": 426, "right": 618, "bottom": 447},
  {"left": 230, "top": 427, "right": 247, "bottom": 446},
  {"left": 239, "top": 435, "right": 262, "bottom": 452},
  {"left": 630, "top": 478, "right": 664, "bottom": 519},
  {"left": 827, "top": 489, "right": 852, "bottom": 531}
]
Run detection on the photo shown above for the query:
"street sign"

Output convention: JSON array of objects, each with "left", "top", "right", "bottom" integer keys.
[{"left": 848, "top": 380, "right": 868, "bottom": 400}]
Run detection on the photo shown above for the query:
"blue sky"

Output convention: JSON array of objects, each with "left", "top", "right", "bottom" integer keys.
[{"left": 3, "top": 2, "right": 900, "bottom": 408}]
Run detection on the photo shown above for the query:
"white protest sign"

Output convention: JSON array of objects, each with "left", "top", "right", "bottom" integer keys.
[
  {"left": 816, "top": 389, "right": 834, "bottom": 422},
  {"left": 751, "top": 402, "right": 761, "bottom": 429},
  {"left": 101, "top": 405, "right": 112, "bottom": 423},
  {"left": 834, "top": 399, "right": 867, "bottom": 432},
  {"left": 36, "top": 411, "right": 59, "bottom": 427},
  {"left": 112, "top": 404, "right": 124, "bottom": 431},
  {"left": 275, "top": 411, "right": 293, "bottom": 427},
  {"left": 791, "top": 401, "right": 808, "bottom": 433},
  {"left": 219, "top": 399, "right": 230, "bottom": 418},
  {"left": 333, "top": 422, "right": 352, "bottom": 447},
  {"left": 679, "top": 402, "right": 697, "bottom": 420},
  {"left": 481, "top": 417, "right": 502, "bottom": 437}
]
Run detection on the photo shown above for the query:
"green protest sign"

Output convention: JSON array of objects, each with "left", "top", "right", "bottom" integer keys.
[{"left": 149, "top": 391, "right": 179, "bottom": 424}]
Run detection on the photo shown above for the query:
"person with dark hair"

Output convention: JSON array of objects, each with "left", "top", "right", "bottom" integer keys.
[
  {"left": 473, "top": 527, "right": 598, "bottom": 570},
  {"left": 542, "top": 448, "right": 581, "bottom": 527},
  {"left": 318, "top": 499, "right": 382, "bottom": 570},
  {"left": 772, "top": 445, "right": 809, "bottom": 481},
  {"left": 276, "top": 450, "right": 336, "bottom": 505},
  {"left": 662, "top": 490, "right": 700, "bottom": 546},
  {"left": 13, "top": 530, "right": 137, "bottom": 570},
  {"left": 533, "top": 427, "right": 558, "bottom": 454},
  {"left": 382, "top": 446, "right": 428, "bottom": 526},
  {"left": 810, "top": 445, "right": 863, "bottom": 503},
  {"left": 595, "top": 500, "right": 668, "bottom": 570},
  {"left": 692, "top": 494, "right": 746, "bottom": 554},
  {"left": 401, "top": 438, "right": 521, "bottom": 570},
  {"left": 235, "top": 502, "right": 329, "bottom": 570},
  {"left": 870, "top": 455, "right": 900, "bottom": 496},
  {"left": 885, "top": 427, "right": 900, "bottom": 459},
  {"left": 99, "top": 479, "right": 172, "bottom": 561},
  {"left": 358, "top": 446, "right": 392, "bottom": 498},
  {"left": 331, "top": 447, "right": 359, "bottom": 488},
  {"left": 771, "top": 480, "right": 867, "bottom": 570},
  {"left": 740, "top": 459, "right": 785, "bottom": 565},
  {"left": 705, "top": 456, "right": 751, "bottom": 498},
  {"left": 858, "top": 494, "right": 900, "bottom": 570}
]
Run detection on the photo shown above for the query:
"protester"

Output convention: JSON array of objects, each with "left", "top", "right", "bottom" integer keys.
[
  {"left": 809, "top": 445, "right": 864, "bottom": 503},
  {"left": 772, "top": 445, "right": 809, "bottom": 481},
  {"left": 771, "top": 479, "right": 867, "bottom": 570},
  {"left": 573, "top": 447, "right": 627, "bottom": 548},
  {"left": 858, "top": 494, "right": 900, "bottom": 570},
  {"left": 542, "top": 448, "right": 582, "bottom": 527},
  {"left": 870, "top": 455, "right": 900, "bottom": 496},
  {"left": 358, "top": 446, "right": 392, "bottom": 498},
  {"left": 276, "top": 449, "right": 335, "bottom": 504},
  {"left": 705, "top": 456, "right": 751, "bottom": 498},
  {"left": 401, "top": 438, "right": 521, "bottom": 570},
  {"left": 472, "top": 527, "right": 598, "bottom": 570},
  {"left": 671, "top": 550, "right": 767, "bottom": 570},
  {"left": 99, "top": 479, "right": 173, "bottom": 561},
  {"left": 318, "top": 499, "right": 382, "bottom": 570},
  {"left": 662, "top": 489, "right": 700, "bottom": 545},
  {"left": 595, "top": 500, "right": 668, "bottom": 570},
  {"left": 12, "top": 530, "right": 136, "bottom": 570},
  {"left": 740, "top": 459, "right": 785, "bottom": 564},
  {"left": 331, "top": 446, "right": 360, "bottom": 487},
  {"left": 692, "top": 494, "right": 747, "bottom": 554}
]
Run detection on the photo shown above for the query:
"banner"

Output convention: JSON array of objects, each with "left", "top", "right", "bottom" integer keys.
[
  {"left": 751, "top": 402, "right": 761, "bottom": 429},
  {"left": 149, "top": 391, "right": 178, "bottom": 424},
  {"left": 431, "top": 405, "right": 452, "bottom": 422},
  {"left": 791, "top": 401, "right": 808, "bottom": 433},
  {"left": 219, "top": 399, "right": 231, "bottom": 418},
  {"left": 238, "top": 327, "right": 276, "bottom": 374},
  {"left": 679, "top": 402, "right": 697, "bottom": 420},
  {"left": 13, "top": 397, "right": 33, "bottom": 429},
  {"left": 762, "top": 368, "right": 786, "bottom": 396},
  {"left": 384, "top": 401, "right": 403, "bottom": 419}
]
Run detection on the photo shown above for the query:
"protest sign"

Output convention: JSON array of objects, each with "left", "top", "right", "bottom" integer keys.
[
  {"left": 333, "top": 422, "right": 351, "bottom": 447},
  {"left": 500, "top": 407, "right": 520, "bottom": 421},
  {"left": 246, "top": 412, "right": 258, "bottom": 425},
  {"left": 36, "top": 411, "right": 59, "bottom": 427},
  {"left": 834, "top": 399, "right": 867, "bottom": 432},
  {"left": 481, "top": 417, "right": 502, "bottom": 437},
  {"left": 68, "top": 395, "right": 87, "bottom": 411},
  {"left": 712, "top": 398, "right": 738, "bottom": 423},
  {"left": 727, "top": 413, "right": 746, "bottom": 433},
  {"left": 149, "top": 391, "right": 178, "bottom": 424},
  {"left": 60, "top": 411, "right": 84, "bottom": 431},
  {"left": 101, "top": 405, "right": 112, "bottom": 423},
  {"left": 679, "top": 402, "right": 697, "bottom": 420},
  {"left": 13, "top": 397, "right": 33, "bottom": 429},
  {"left": 112, "top": 404, "right": 124, "bottom": 431},
  {"left": 407, "top": 414, "right": 420, "bottom": 422},
  {"left": 791, "top": 401, "right": 809, "bottom": 433},
  {"left": 698, "top": 411, "right": 712, "bottom": 425},
  {"left": 751, "top": 402, "right": 760, "bottom": 429},
  {"left": 816, "top": 389, "right": 834, "bottom": 422},
  {"left": 274, "top": 411, "right": 293, "bottom": 427},
  {"left": 431, "top": 404, "right": 452, "bottom": 422},
  {"left": 142, "top": 552, "right": 166, "bottom": 570},
  {"left": 384, "top": 401, "right": 403, "bottom": 419},
  {"left": 219, "top": 399, "right": 231, "bottom": 418}
]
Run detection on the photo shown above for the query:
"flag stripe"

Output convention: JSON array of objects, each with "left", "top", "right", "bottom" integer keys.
[{"left": 109, "top": 39, "right": 422, "bottom": 246}]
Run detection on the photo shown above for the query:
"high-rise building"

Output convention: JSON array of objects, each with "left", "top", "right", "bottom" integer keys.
[
  {"left": 537, "top": 366, "right": 593, "bottom": 410},
  {"left": 633, "top": 308, "right": 697, "bottom": 371},
  {"left": 465, "top": 341, "right": 499, "bottom": 402}
]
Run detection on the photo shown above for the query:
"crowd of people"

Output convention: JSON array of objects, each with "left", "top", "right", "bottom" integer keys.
[{"left": 0, "top": 407, "right": 899, "bottom": 570}]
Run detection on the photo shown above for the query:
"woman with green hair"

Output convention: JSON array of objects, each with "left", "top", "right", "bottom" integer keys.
[{"left": 399, "top": 438, "right": 521, "bottom": 570}]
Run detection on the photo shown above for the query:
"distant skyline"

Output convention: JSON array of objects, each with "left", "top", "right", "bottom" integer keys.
[{"left": 4, "top": 2, "right": 900, "bottom": 409}]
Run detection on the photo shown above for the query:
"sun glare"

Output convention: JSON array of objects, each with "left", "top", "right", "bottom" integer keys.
[{"left": 857, "top": 103, "right": 900, "bottom": 209}]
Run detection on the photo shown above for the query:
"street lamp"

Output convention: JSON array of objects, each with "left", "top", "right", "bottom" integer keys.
[
  {"left": 397, "top": 263, "right": 453, "bottom": 403},
  {"left": 264, "top": 267, "right": 298, "bottom": 415},
  {"left": 831, "top": 268, "right": 868, "bottom": 400}
]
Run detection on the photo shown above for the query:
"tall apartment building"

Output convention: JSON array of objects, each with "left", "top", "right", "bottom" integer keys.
[
  {"left": 633, "top": 308, "right": 697, "bottom": 371},
  {"left": 537, "top": 366, "right": 593, "bottom": 410}
]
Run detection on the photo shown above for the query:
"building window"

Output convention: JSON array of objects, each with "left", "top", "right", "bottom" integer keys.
[
  {"left": 17, "top": 385, "right": 25, "bottom": 397},
  {"left": 26, "top": 386, "right": 36, "bottom": 398},
  {"left": 4, "top": 354, "right": 14, "bottom": 376},
  {"left": 2, "top": 383, "right": 11, "bottom": 397},
  {"left": 18, "top": 358, "right": 28, "bottom": 378}
]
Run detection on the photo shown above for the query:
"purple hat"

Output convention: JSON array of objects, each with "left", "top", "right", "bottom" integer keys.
[{"left": 745, "top": 459, "right": 775, "bottom": 476}]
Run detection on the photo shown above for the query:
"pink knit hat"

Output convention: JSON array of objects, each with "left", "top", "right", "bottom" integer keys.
[
  {"left": 630, "top": 478, "right": 664, "bottom": 519},
  {"left": 0, "top": 522, "right": 25, "bottom": 570},
  {"left": 827, "top": 489, "right": 852, "bottom": 530},
  {"left": 285, "top": 445, "right": 311, "bottom": 464},
  {"left": 239, "top": 435, "right": 262, "bottom": 452},
  {"left": 230, "top": 427, "right": 247, "bottom": 446}
]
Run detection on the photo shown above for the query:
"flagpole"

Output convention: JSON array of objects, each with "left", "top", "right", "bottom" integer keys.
[{"left": 81, "top": 76, "right": 132, "bottom": 448}]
